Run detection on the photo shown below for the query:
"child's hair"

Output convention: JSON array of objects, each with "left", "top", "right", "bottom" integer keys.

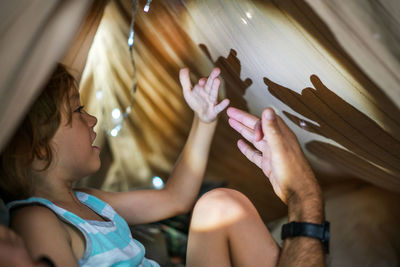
[{"left": 0, "top": 64, "right": 77, "bottom": 203}]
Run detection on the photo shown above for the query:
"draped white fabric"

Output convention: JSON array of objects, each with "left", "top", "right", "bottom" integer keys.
[{"left": 0, "top": 0, "right": 93, "bottom": 151}]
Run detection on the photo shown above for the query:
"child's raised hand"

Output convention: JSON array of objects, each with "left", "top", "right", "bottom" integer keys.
[{"left": 179, "top": 68, "right": 230, "bottom": 123}]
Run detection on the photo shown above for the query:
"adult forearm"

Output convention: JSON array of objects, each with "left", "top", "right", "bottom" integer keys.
[
  {"left": 165, "top": 115, "right": 217, "bottom": 212},
  {"left": 278, "top": 236, "right": 325, "bottom": 267},
  {"left": 287, "top": 182, "right": 324, "bottom": 223},
  {"left": 278, "top": 182, "right": 325, "bottom": 267}
]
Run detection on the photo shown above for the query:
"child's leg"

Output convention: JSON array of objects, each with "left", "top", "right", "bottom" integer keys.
[{"left": 186, "top": 188, "right": 280, "bottom": 267}]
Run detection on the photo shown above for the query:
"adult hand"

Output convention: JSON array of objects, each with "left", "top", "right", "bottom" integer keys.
[
  {"left": 0, "top": 225, "right": 49, "bottom": 267},
  {"left": 227, "top": 107, "right": 320, "bottom": 204},
  {"left": 180, "top": 68, "right": 230, "bottom": 123}
]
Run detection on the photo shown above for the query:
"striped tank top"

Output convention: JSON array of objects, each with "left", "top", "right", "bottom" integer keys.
[{"left": 7, "top": 191, "right": 160, "bottom": 267}]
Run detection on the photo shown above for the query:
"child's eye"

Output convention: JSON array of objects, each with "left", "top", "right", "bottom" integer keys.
[{"left": 75, "top": 106, "right": 85, "bottom": 113}]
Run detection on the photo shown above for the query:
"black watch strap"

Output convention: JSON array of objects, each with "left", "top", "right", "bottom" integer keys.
[{"left": 281, "top": 221, "right": 330, "bottom": 253}]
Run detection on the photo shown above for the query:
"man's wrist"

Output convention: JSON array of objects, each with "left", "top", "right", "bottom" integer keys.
[{"left": 287, "top": 187, "right": 324, "bottom": 223}]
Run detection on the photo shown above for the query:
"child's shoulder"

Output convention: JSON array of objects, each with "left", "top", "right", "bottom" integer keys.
[
  {"left": 10, "top": 204, "right": 70, "bottom": 243},
  {"left": 11, "top": 204, "right": 62, "bottom": 229},
  {"left": 12, "top": 205, "right": 68, "bottom": 234},
  {"left": 10, "top": 206, "right": 75, "bottom": 264}
]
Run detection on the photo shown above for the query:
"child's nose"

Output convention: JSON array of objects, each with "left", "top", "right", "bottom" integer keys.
[{"left": 86, "top": 113, "right": 97, "bottom": 127}]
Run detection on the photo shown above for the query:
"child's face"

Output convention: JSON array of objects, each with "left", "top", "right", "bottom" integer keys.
[{"left": 50, "top": 91, "right": 100, "bottom": 180}]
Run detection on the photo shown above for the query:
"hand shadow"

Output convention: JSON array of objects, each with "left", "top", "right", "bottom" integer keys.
[
  {"left": 199, "top": 44, "right": 252, "bottom": 111},
  {"left": 264, "top": 75, "right": 400, "bottom": 191}
]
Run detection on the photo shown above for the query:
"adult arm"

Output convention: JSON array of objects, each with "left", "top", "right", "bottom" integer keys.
[
  {"left": 227, "top": 107, "right": 324, "bottom": 267},
  {"left": 85, "top": 68, "right": 229, "bottom": 225},
  {"left": 0, "top": 225, "right": 54, "bottom": 267}
]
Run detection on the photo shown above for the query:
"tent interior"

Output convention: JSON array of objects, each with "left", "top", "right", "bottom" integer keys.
[{"left": 1, "top": 0, "right": 400, "bottom": 265}]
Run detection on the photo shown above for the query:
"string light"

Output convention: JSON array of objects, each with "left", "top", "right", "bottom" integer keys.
[
  {"left": 144, "top": 0, "right": 152, "bottom": 12},
  {"left": 99, "top": 0, "right": 152, "bottom": 138},
  {"left": 152, "top": 176, "right": 164, "bottom": 190},
  {"left": 128, "top": 30, "right": 134, "bottom": 46},
  {"left": 96, "top": 90, "right": 103, "bottom": 100},
  {"left": 111, "top": 108, "right": 122, "bottom": 120},
  {"left": 110, "top": 125, "right": 122, "bottom": 137}
]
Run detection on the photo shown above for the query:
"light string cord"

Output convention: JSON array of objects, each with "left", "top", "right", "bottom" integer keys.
[
  {"left": 106, "top": 0, "right": 152, "bottom": 137},
  {"left": 128, "top": 0, "right": 138, "bottom": 96}
]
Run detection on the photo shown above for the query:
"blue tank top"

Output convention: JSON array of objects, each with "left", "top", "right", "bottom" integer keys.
[{"left": 7, "top": 191, "right": 160, "bottom": 267}]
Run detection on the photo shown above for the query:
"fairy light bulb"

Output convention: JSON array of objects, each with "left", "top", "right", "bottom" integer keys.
[
  {"left": 110, "top": 124, "right": 122, "bottom": 137},
  {"left": 112, "top": 108, "right": 121, "bottom": 120},
  {"left": 144, "top": 0, "right": 152, "bottom": 12},
  {"left": 152, "top": 176, "right": 164, "bottom": 189},
  {"left": 128, "top": 30, "right": 134, "bottom": 47},
  {"left": 96, "top": 90, "right": 103, "bottom": 99}
]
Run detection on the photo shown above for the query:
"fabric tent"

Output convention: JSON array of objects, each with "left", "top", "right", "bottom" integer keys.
[
  {"left": 1, "top": 0, "right": 400, "bottom": 265},
  {"left": 0, "top": 0, "right": 95, "bottom": 151}
]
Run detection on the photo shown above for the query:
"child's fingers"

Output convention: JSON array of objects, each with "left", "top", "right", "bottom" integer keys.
[
  {"left": 214, "top": 98, "right": 230, "bottom": 114},
  {"left": 198, "top": 78, "right": 207, "bottom": 87},
  {"left": 210, "top": 77, "right": 220, "bottom": 102},
  {"left": 179, "top": 68, "right": 192, "bottom": 93},
  {"left": 205, "top": 68, "right": 220, "bottom": 93},
  {"left": 226, "top": 107, "right": 259, "bottom": 130},
  {"left": 237, "top": 139, "right": 263, "bottom": 168}
]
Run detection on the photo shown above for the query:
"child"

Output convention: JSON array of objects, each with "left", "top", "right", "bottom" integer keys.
[
  {"left": 0, "top": 63, "right": 230, "bottom": 266},
  {"left": 1, "top": 63, "right": 322, "bottom": 266}
]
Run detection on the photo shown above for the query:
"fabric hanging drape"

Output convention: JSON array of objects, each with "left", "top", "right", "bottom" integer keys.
[{"left": 0, "top": 0, "right": 93, "bottom": 151}]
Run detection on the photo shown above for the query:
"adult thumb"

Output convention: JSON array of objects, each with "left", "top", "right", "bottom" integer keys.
[{"left": 261, "top": 108, "right": 283, "bottom": 148}]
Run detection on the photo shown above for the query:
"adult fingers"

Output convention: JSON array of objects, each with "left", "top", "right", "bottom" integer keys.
[
  {"left": 0, "top": 226, "right": 21, "bottom": 246},
  {"left": 179, "top": 68, "right": 192, "bottom": 93},
  {"left": 237, "top": 140, "right": 262, "bottom": 168},
  {"left": 0, "top": 225, "right": 8, "bottom": 241},
  {"left": 228, "top": 118, "right": 265, "bottom": 151},
  {"left": 228, "top": 118, "right": 256, "bottom": 143},
  {"left": 8, "top": 229, "right": 23, "bottom": 246},
  {"left": 214, "top": 98, "right": 230, "bottom": 114},
  {"left": 226, "top": 107, "right": 259, "bottom": 129},
  {"left": 261, "top": 108, "right": 284, "bottom": 150},
  {"left": 205, "top": 67, "right": 220, "bottom": 93},
  {"left": 254, "top": 120, "right": 263, "bottom": 141}
]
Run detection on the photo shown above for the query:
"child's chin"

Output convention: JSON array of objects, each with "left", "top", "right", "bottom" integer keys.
[
  {"left": 93, "top": 161, "right": 101, "bottom": 172},
  {"left": 85, "top": 159, "right": 101, "bottom": 175}
]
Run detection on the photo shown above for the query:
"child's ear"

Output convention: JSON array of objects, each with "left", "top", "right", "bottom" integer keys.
[{"left": 32, "top": 145, "right": 54, "bottom": 172}]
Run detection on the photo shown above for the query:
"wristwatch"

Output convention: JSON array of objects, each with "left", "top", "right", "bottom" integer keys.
[{"left": 281, "top": 221, "right": 330, "bottom": 253}]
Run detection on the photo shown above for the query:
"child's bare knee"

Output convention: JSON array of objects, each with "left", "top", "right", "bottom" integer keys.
[{"left": 191, "top": 188, "right": 257, "bottom": 231}]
